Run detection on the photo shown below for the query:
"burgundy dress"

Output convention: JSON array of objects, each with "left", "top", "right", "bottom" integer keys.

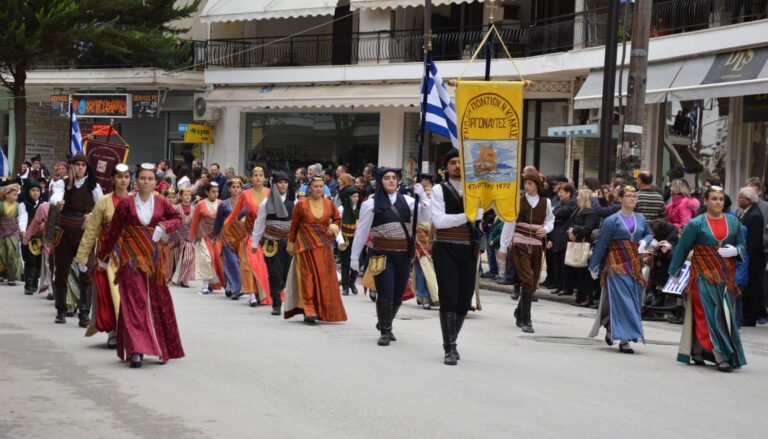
[{"left": 98, "top": 195, "right": 184, "bottom": 363}]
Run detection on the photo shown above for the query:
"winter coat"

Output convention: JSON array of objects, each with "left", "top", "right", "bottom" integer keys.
[
  {"left": 665, "top": 194, "right": 700, "bottom": 228},
  {"left": 570, "top": 207, "right": 599, "bottom": 243},
  {"left": 549, "top": 198, "right": 577, "bottom": 252}
]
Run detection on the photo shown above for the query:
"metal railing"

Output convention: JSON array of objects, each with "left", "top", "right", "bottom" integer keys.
[{"left": 26, "top": 0, "right": 767, "bottom": 71}]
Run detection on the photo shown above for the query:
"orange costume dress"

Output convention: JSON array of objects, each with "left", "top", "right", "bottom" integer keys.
[
  {"left": 227, "top": 187, "right": 271, "bottom": 303},
  {"left": 284, "top": 197, "right": 347, "bottom": 322}
]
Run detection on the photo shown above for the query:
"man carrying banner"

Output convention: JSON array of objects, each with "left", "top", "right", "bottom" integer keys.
[
  {"left": 431, "top": 149, "right": 482, "bottom": 365},
  {"left": 49, "top": 153, "right": 103, "bottom": 325},
  {"left": 499, "top": 168, "right": 554, "bottom": 333}
]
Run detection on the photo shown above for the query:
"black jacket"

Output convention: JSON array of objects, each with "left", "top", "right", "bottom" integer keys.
[
  {"left": 550, "top": 198, "right": 577, "bottom": 252},
  {"left": 570, "top": 207, "right": 599, "bottom": 243}
]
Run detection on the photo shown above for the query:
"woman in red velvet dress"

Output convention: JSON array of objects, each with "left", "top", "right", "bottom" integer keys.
[{"left": 98, "top": 164, "right": 183, "bottom": 368}]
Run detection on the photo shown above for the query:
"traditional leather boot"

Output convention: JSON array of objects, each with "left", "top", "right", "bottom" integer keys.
[
  {"left": 31, "top": 266, "right": 40, "bottom": 293},
  {"left": 443, "top": 312, "right": 458, "bottom": 366},
  {"left": 375, "top": 299, "right": 393, "bottom": 346},
  {"left": 55, "top": 310, "right": 66, "bottom": 324},
  {"left": 23, "top": 265, "right": 33, "bottom": 295},
  {"left": 349, "top": 270, "right": 359, "bottom": 295},
  {"left": 77, "top": 284, "right": 92, "bottom": 329},
  {"left": 271, "top": 291, "right": 282, "bottom": 316},
  {"left": 454, "top": 313, "right": 466, "bottom": 360},
  {"left": 340, "top": 267, "right": 350, "bottom": 296},
  {"left": 520, "top": 290, "right": 534, "bottom": 333},
  {"left": 511, "top": 284, "right": 521, "bottom": 300}
]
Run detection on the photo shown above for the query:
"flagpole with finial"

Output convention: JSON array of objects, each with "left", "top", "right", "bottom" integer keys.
[
  {"left": 411, "top": 0, "right": 433, "bottom": 258},
  {"left": 485, "top": 0, "right": 496, "bottom": 81}
]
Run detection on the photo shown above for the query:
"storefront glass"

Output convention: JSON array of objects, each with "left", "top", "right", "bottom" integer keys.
[
  {"left": 245, "top": 112, "right": 379, "bottom": 173},
  {"left": 522, "top": 100, "right": 567, "bottom": 176}
]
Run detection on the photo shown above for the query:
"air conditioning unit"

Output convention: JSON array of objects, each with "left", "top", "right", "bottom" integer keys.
[
  {"left": 588, "top": 107, "right": 601, "bottom": 122},
  {"left": 193, "top": 94, "right": 220, "bottom": 121}
]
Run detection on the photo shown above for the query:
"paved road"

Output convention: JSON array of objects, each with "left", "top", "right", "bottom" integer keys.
[{"left": 1, "top": 282, "right": 767, "bottom": 439}]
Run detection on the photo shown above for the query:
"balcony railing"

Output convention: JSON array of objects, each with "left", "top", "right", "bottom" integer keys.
[
  {"left": 195, "top": 0, "right": 767, "bottom": 70},
  {"left": 24, "top": 0, "right": 766, "bottom": 71}
]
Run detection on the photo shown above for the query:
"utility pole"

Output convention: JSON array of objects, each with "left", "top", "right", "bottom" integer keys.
[
  {"left": 619, "top": 0, "right": 652, "bottom": 183},
  {"left": 599, "top": 0, "right": 620, "bottom": 185}
]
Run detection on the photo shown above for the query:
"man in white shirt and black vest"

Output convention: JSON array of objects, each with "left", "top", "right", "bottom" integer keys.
[
  {"left": 351, "top": 168, "right": 429, "bottom": 346},
  {"left": 252, "top": 171, "right": 295, "bottom": 316},
  {"left": 430, "top": 149, "right": 483, "bottom": 366},
  {"left": 500, "top": 168, "right": 554, "bottom": 334},
  {"left": 48, "top": 153, "right": 103, "bottom": 326}
]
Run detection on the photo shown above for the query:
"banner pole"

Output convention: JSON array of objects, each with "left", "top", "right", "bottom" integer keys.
[{"left": 411, "top": 0, "right": 432, "bottom": 257}]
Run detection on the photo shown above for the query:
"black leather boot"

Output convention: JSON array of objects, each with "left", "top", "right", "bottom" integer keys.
[
  {"left": 454, "top": 314, "right": 466, "bottom": 360},
  {"left": 511, "top": 284, "right": 521, "bottom": 300},
  {"left": 443, "top": 312, "right": 458, "bottom": 366},
  {"left": 32, "top": 266, "right": 40, "bottom": 293},
  {"left": 375, "top": 299, "right": 393, "bottom": 346},
  {"left": 349, "top": 270, "right": 359, "bottom": 294},
  {"left": 23, "top": 265, "right": 33, "bottom": 295},
  {"left": 389, "top": 303, "right": 401, "bottom": 342},
  {"left": 55, "top": 310, "right": 66, "bottom": 324},
  {"left": 340, "top": 267, "right": 349, "bottom": 295},
  {"left": 271, "top": 292, "right": 282, "bottom": 316},
  {"left": 78, "top": 284, "right": 92, "bottom": 329},
  {"left": 520, "top": 291, "right": 534, "bottom": 333}
]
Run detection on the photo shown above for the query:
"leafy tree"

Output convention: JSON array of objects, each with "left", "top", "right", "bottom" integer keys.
[{"left": 0, "top": 0, "right": 200, "bottom": 172}]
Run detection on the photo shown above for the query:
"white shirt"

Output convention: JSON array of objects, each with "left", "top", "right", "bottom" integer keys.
[
  {"left": 134, "top": 194, "right": 154, "bottom": 226},
  {"left": 430, "top": 180, "right": 483, "bottom": 230},
  {"left": 49, "top": 177, "right": 103, "bottom": 205},
  {"left": 499, "top": 193, "right": 555, "bottom": 251},
  {"left": 251, "top": 193, "right": 287, "bottom": 243},
  {"left": 350, "top": 192, "right": 430, "bottom": 264}
]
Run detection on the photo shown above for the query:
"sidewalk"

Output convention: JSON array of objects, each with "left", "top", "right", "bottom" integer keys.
[{"left": 478, "top": 278, "right": 579, "bottom": 305}]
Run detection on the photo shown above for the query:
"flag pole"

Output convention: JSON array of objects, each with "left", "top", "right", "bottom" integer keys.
[
  {"left": 69, "top": 100, "right": 74, "bottom": 158},
  {"left": 412, "top": 0, "right": 432, "bottom": 257}
]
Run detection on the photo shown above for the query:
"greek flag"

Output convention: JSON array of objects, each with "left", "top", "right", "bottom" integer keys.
[
  {"left": 422, "top": 54, "right": 459, "bottom": 149},
  {"left": 0, "top": 147, "right": 9, "bottom": 178},
  {"left": 70, "top": 104, "right": 84, "bottom": 156},
  {"left": 662, "top": 261, "right": 690, "bottom": 296}
]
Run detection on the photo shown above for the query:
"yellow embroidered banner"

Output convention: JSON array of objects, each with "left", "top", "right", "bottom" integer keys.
[{"left": 456, "top": 81, "right": 523, "bottom": 222}]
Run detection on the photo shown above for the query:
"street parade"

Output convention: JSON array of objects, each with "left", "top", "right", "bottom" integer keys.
[{"left": 2, "top": 0, "right": 768, "bottom": 437}]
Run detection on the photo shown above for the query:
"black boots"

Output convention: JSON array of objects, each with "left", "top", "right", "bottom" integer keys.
[
  {"left": 340, "top": 266, "right": 350, "bottom": 296},
  {"left": 516, "top": 291, "right": 534, "bottom": 333},
  {"left": 376, "top": 299, "right": 393, "bottom": 346},
  {"left": 440, "top": 310, "right": 458, "bottom": 365},
  {"left": 55, "top": 310, "right": 66, "bottom": 324},
  {"left": 349, "top": 270, "right": 359, "bottom": 295},
  {"left": 23, "top": 265, "right": 33, "bottom": 295},
  {"left": 271, "top": 292, "right": 282, "bottom": 316},
  {"left": 511, "top": 284, "right": 521, "bottom": 300}
]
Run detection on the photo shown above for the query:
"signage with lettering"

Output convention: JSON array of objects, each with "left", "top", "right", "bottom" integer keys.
[
  {"left": 49, "top": 95, "right": 69, "bottom": 118},
  {"left": 70, "top": 94, "right": 131, "bottom": 118},
  {"left": 702, "top": 48, "right": 768, "bottom": 84},
  {"left": 25, "top": 143, "right": 57, "bottom": 166},
  {"left": 84, "top": 139, "right": 130, "bottom": 193},
  {"left": 743, "top": 94, "right": 768, "bottom": 123},
  {"left": 183, "top": 123, "right": 214, "bottom": 144},
  {"left": 131, "top": 93, "right": 159, "bottom": 119}
]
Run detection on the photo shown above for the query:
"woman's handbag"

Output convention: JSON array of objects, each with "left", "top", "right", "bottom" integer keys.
[{"left": 564, "top": 241, "right": 591, "bottom": 268}]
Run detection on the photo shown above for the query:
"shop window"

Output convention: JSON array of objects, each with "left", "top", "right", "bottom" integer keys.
[
  {"left": 245, "top": 112, "right": 379, "bottom": 174},
  {"left": 522, "top": 99, "right": 567, "bottom": 176}
]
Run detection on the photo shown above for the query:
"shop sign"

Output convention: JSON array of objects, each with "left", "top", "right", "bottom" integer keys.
[
  {"left": 743, "top": 94, "right": 768, "bottom": 123},
  {"left": 25, "top": 144, "right": 57, "bottom": 166},
  {"left": 702, "top": 48, "right": 768, "bottom": 84},
  {"left": 49, "top": 95, "right": 69, "bottom": 118},
  {"left": 70, "top": 94, "right": 131, "bottom": 118},
  {"left": 131, "top": 92, "right": 159, "bottom": 119},
  {"left": 183, "top": 123, "right": 214, "bottom": 143},
  {"left": 456, "top": 81, "right": 524, "bottom": 222}
]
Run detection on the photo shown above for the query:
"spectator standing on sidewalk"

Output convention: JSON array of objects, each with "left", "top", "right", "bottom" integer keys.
[
  {"left": 635, "top": 171, "right": 666, "bottom": 221},
  {"left": 568, "top": 189, "right": 599, "bottom": 307}
]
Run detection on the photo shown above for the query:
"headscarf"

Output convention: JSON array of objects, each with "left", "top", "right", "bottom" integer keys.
[
  {"left": 340, "top": 185, "right": 359, "bottom": 224},
  {"left": 373, "top": 167, "right": 401, "bottom": 214},
  {"left": 266, "top": 171, "right": 291, "bottom": 218}
]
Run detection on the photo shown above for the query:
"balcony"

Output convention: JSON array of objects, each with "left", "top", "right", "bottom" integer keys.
[{"left": 195, "top": 0, "right": 767, "bottom": 70}]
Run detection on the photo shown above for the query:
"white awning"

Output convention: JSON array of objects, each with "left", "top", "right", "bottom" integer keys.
[
  {"left": 204, "top": 83, "right": 423, "bottom": 109},
  {"left": 201, "top": 0, "right": 338, "bottom": 23},
  {"left": 575, "top": 46, "right": 768, "bottom": 109},
  {"left": 350, "top": 0, "right": 482, "bottom": 10}
]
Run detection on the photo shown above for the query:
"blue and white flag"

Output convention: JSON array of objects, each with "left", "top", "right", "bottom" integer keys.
[
  {"left": 0, "top": 146, "right": 9, "bottom": 178},
  {"left": 662, "top": 261, "right": 690, "bottom": 296},
  {"left": 422, "top": 54, "right": 459, "bottom": 150},
  {"left": 70, "top": 104, "right": 84, "bottom": 156}
]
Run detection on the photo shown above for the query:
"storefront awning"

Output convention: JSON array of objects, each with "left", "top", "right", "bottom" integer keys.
[
  {"left": 204, "top": 83, "right": 423, "bottom": 109},
  {"left": 350, "top": 0, "right": 482, "bottom": 10},
  {"left": 575, "top": 47, "right": 768, "bottom": 109},
  {"left": 201, "top": 0, "right": 338, "bottom": 23},
  {"left": 574, "top": 60, "right": 685, "bottom": 109}
]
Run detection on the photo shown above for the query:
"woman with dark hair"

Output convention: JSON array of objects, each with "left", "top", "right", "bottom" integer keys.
[
  {"left": 97, "top": 163, "right": 183, "bottom": 368},
  {"left": 214, "top": 178, "right": 244, "bottom": 299},
  {"left": 19, "top": 180, "right": 44, "bottom": 295},
  {"left": 588, "top": 185, "right": 653, "bottom": 354},
  {"left": 189, "top": 182, "right": 223, "bottom": 294},
  {"left": 337, "top": 173, "right": 360, "bottom": 296},
  {"left": 75, "top": 164, "right": 132, "bottom": 348},
  {"left": 169, "top": 188, "right": 195, "bottom": 288}
]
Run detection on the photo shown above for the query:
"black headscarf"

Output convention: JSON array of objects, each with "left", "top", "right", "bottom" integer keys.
[
  {"left": 373, "top": 167, "right": 401, "bottom": 214},
  {"left": 266, "top": 171, "right": 293, "bottom": 218}
]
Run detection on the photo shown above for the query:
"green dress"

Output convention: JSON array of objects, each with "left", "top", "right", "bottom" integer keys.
[
  {"left": 668, "top": 214, "right": 747, "bottom": 368},
  {"left": 0, "top": 201, "right": 22, "bottom": 282}
]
